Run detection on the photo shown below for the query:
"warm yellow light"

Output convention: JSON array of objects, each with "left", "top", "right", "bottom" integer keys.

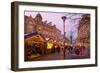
[{"left": 47, "top": 42, "right": 53, "bottom": 49}]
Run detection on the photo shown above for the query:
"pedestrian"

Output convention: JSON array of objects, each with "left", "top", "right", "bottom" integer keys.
[{"left": 75, "top": 48, "right": 80, "bottom": 55}]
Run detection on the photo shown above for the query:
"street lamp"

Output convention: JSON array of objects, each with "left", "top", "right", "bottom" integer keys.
[{"left": 61, "top": 16, "right": 66, "bottom": 59}]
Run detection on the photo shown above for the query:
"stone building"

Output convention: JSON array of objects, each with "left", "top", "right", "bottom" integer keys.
[
  {"left": 76, "top": 14, "right": 90, "bottom": 48},
  {"left": 24, "top": 13, "right": 62, "bottom": 42}
]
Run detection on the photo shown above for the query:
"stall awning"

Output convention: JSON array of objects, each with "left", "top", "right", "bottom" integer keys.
[{"left": 25, "top": 32, "right": 45, "bottom": 43}]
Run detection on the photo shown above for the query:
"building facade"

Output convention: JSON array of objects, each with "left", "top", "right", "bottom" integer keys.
[
  {"left": 76, "top": 14, "right": 90, "bottom": 48},
  {"left": 24, "top": 13, "right": 63, "bottom": 42}
]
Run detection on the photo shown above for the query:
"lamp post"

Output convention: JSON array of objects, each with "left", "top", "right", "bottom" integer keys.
[{"left": 61, "top": 16, "right": 66, "bottom": 59}]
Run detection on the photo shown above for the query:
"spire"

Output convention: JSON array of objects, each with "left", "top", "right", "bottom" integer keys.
[{"left": 35, "top": 13, "right": 42, "bottom": 20}]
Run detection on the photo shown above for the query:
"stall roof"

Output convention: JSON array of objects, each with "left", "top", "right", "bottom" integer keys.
[
  {"left": 25, "top": 32, "right": 45, "bottom": 42},
  {"left": 25, "top": 32, "right": 45, "bottom": 39}
]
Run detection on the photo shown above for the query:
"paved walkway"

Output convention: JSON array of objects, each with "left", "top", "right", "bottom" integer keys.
[{"left": 27, "top": 48, "right": 90, "bottom": 61}]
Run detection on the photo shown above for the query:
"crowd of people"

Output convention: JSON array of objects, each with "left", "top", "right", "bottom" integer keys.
[
  {"left": 25, "top": 41, "right": 88, "bottom": 61},
  {"left": 49, "top": 45, "right": 87, "bottom": 55},
  {"left": 29, "top": 43, "right": 87, "bottom": 55}
]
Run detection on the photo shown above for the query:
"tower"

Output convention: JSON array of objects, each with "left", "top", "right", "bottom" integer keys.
[{"left": 34, "top": 13, "right": 42, "bottom": 23}]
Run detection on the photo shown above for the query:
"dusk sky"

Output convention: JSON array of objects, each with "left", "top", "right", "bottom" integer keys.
[{"left": 25, "top": 11, "right": 84, "bottom": 40}]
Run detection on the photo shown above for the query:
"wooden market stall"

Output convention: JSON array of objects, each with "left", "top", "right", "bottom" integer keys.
[{"left": 24, "top": 32, "right": 46, "bottom": 61}]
